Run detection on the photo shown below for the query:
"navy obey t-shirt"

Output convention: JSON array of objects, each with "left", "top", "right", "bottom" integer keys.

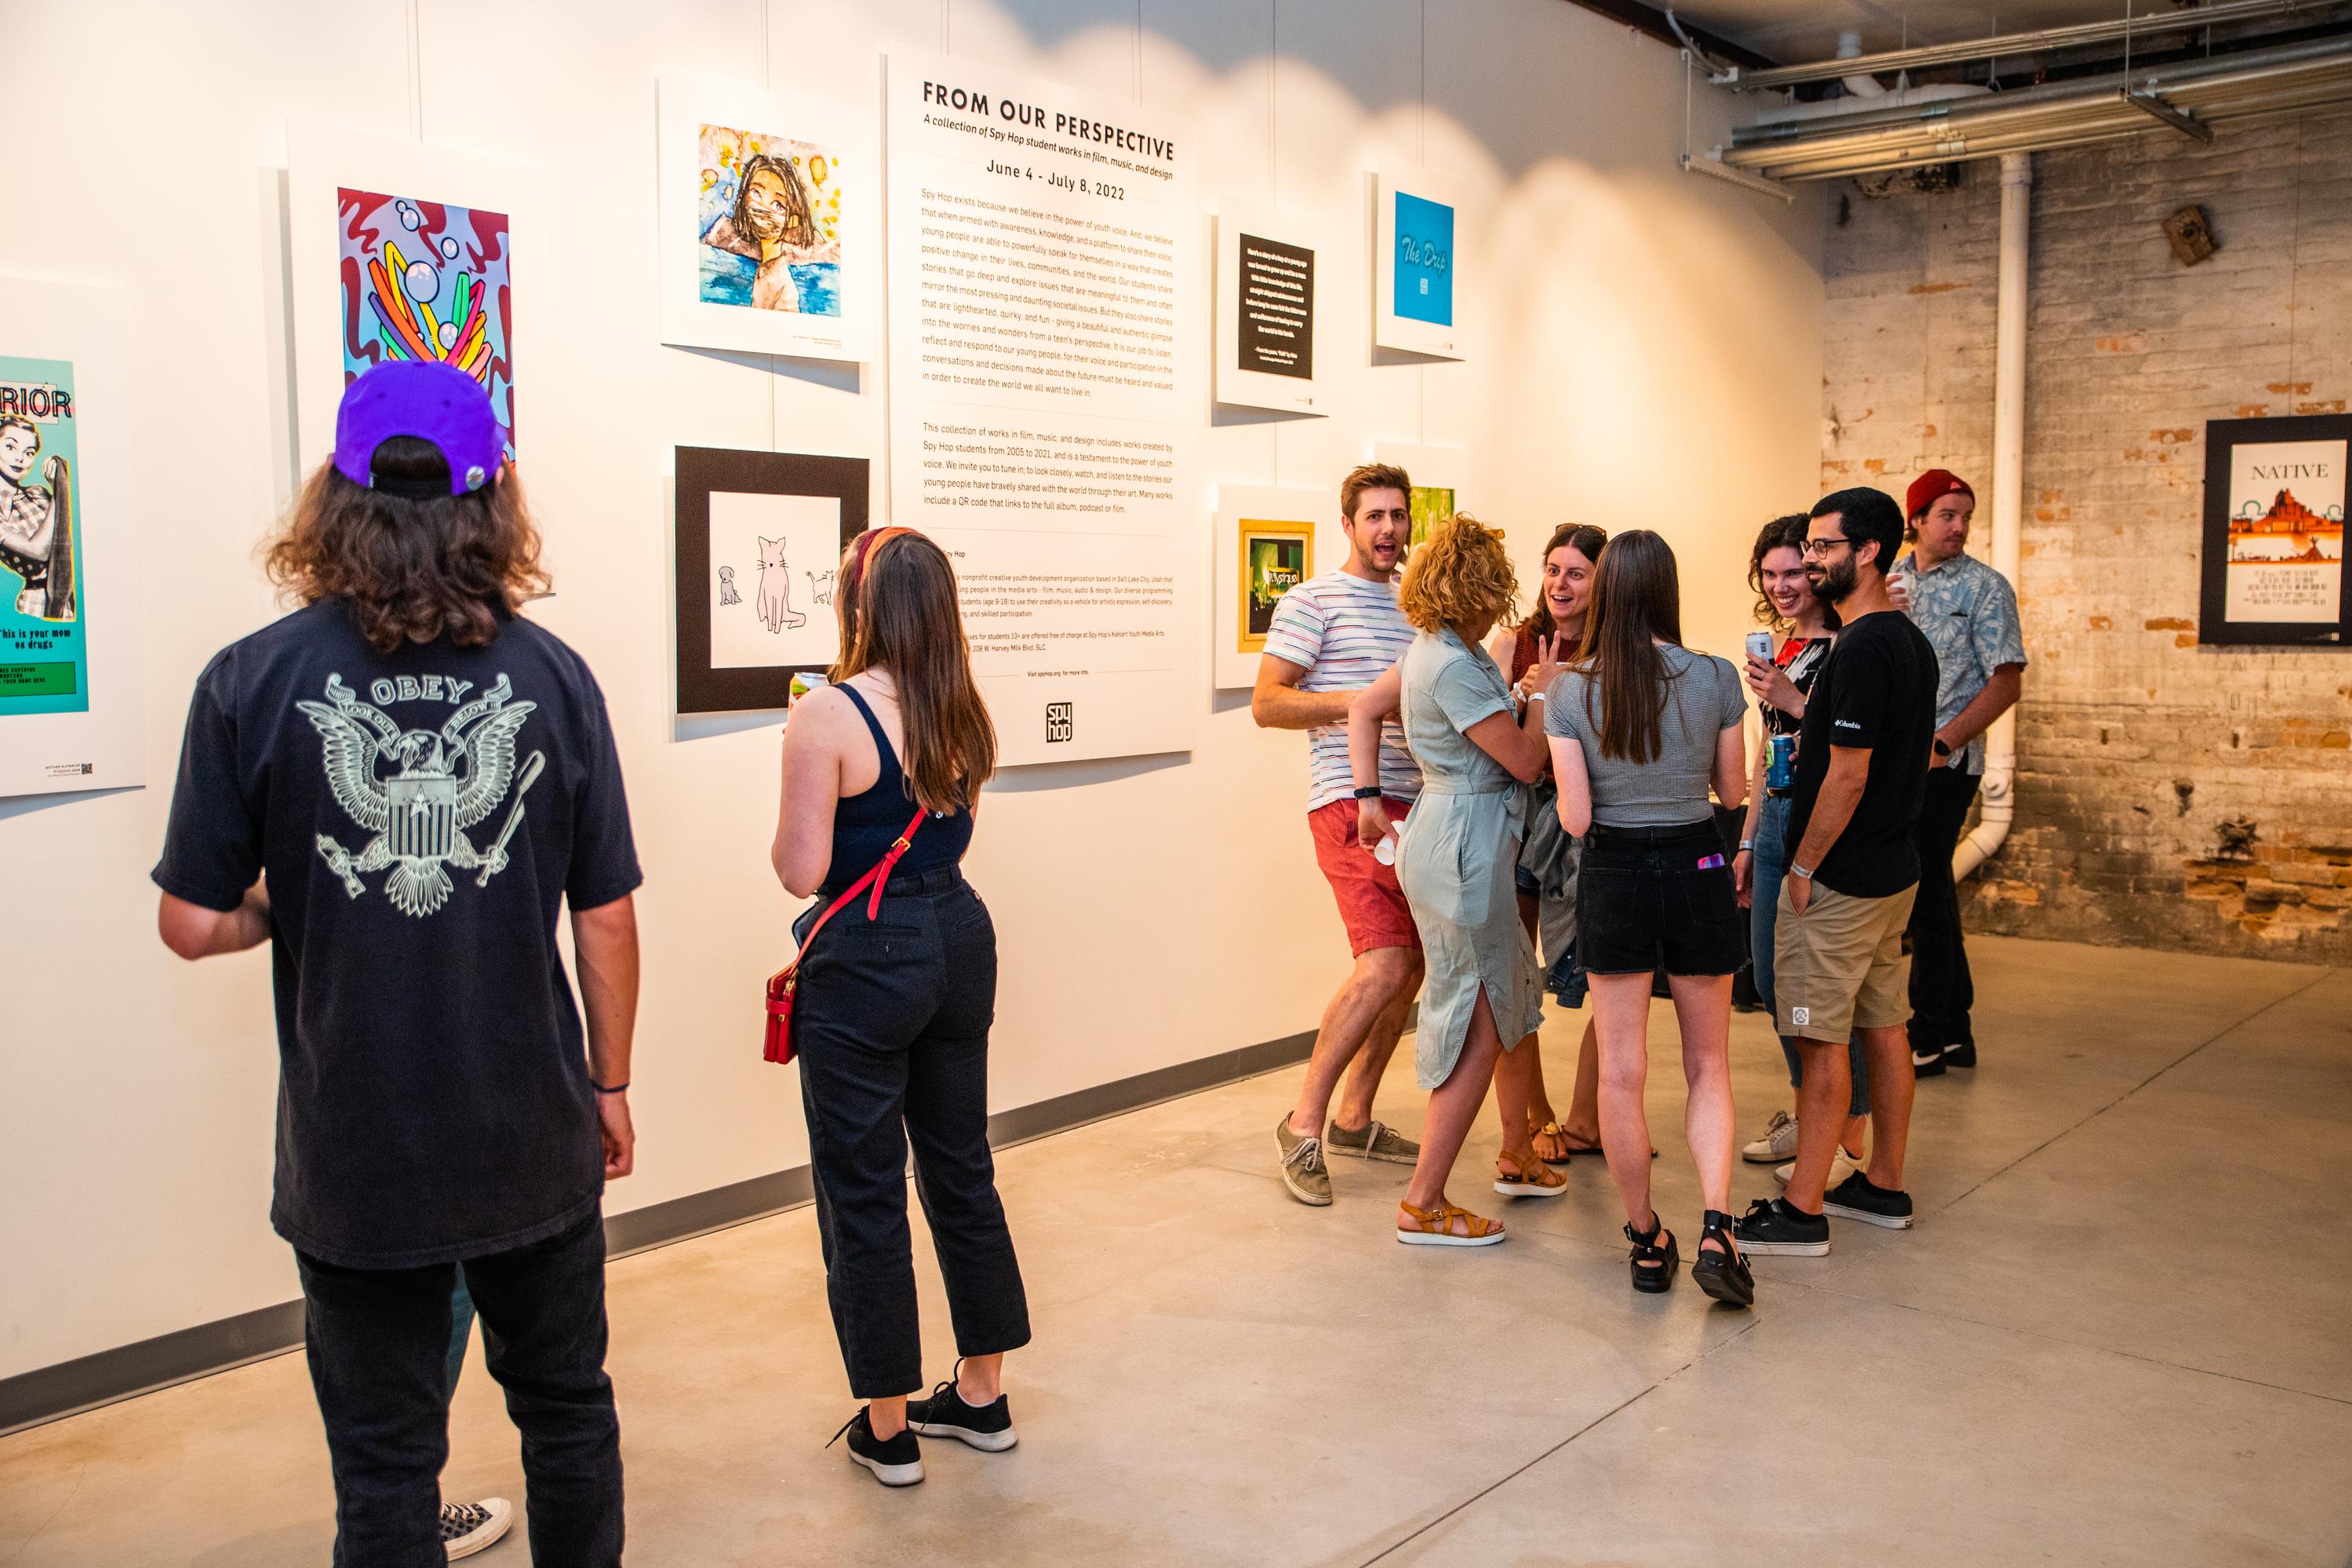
[{"left": 154, "top": 599, "right": 642, "bottom": 1268}]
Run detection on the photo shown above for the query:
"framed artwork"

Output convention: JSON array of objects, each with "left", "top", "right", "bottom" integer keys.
[
  {"left": 288, "top": 122, "right": 546, "bottom": 479},
  {"left": 1212, "top": 485, "right": 1334, "bottom": 689},
  {"left": 657, "top": 75, "right": 877, "bottom": 362},
  {"left": 0, "top": 278, "right": 145, "bottom": 797},
  {"left": 2198, "top": 414, "right": 2348, "bottom": 646},
  {"left": 675, "top": 446, "right": 866, "bottom": 714},
  {"left": 1214, "top": 202, "right": 1330, "bottom": 415},
  {"left": 1372, "top": 169, "right": 1463, "bottom": 359},
  {"left": 1374, "top": 441, "right": 1471, "bottom": 548}
]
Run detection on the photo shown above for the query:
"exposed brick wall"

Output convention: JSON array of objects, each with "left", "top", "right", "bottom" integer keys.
[{"left": 1821, "top": 111, "right": 2352, "bottom": 962}]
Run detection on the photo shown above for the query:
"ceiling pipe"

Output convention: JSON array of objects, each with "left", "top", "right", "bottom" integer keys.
[
  {"left": 1721, "top": 41, "right": 2352, "bottom": 177},
  {"left": 1713, "top": 0, "right": 2327, "bottom": 89},
  {"left": 1958, "top": 150, "right": 2031, "bottom": 881},
  {"left": 1837, "top": 30, "right": 1891, "bottom": 97}
]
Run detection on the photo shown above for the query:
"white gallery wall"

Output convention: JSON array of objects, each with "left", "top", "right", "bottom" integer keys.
[{"left": 0, "top": 0, "right": 1826, "bottom": 1378}]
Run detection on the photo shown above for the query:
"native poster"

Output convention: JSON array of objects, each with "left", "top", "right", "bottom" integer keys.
[
  {"left": 289, "top": 123, "right": 545, "bottom": 480},
  {"left": 657, "top": 75, "right": 878, "bottom": 362},
  {"left": 2223, "top": 437, "right": 2345, "bottom": 624},
  {"left": 0, "top": 278, "right": 144, "bottom": 797}
]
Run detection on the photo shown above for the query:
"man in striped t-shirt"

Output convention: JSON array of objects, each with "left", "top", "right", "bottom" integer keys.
[{"left": 1251, "top": 463, "right": 1427, "bottom": 1206}]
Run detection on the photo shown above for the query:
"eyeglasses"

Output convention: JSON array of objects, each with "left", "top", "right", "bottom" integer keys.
[{"left": 1800, "top": 536, "right": 1853, "bottom": 558}]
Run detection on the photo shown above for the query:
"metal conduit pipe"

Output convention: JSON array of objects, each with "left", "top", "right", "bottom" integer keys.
[
  {"left": 1716, "top": 0, "right": 2332, "bottom": 89},
  {"left": 1958, "top": 150, "right": 2031, "bottom": 881},
  {"left": 1722, "top": 45, "right": 2352, "bottom": 178}
]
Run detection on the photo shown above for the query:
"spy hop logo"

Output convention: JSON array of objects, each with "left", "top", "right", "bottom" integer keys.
[
  {"left": 298, "top": 673, "right": 544, "bottom": 918},
  {"left": 1045, "top": 701, "right": 1073, "bottom": 744}
]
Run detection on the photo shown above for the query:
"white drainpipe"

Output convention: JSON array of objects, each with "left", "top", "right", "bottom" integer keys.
[{"left": 1956, "top": 149, "right": 2030, "bottom": 879}]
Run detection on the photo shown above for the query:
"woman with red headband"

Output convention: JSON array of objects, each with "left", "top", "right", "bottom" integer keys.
[{"left": 770, "top": 526, "right": 1030, "bottom": 1489}]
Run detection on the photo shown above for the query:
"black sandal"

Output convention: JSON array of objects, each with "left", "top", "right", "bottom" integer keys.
[
  {"left": 1626, "top": 1212, "right": 1680, "bottom": 1293},
  {"left": 1691, "top": 1208, "right": 1756, "bottom": 1308}
]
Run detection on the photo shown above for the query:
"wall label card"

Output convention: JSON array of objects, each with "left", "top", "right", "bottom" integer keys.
[
  {"left": 2199, "top": 414, "right": 2350, "bottom": 646},
  {"left": 0, "top": 278, "right": 144, "bottom": 797},
  {"left": 886, "top": 49, "right": 1199, "bottom": 766},
  {"left": 657, "top": 75, "right": 878, "bottom": 363},
  {"left": 1214, "top": 202, "right": 1331, "bottom": 416},
  {"left": 1373, "top": 170, "right": 1465, "bottom": 360},
  {"left": 289, "top": 122, "right": 547, "bottom": 481}
]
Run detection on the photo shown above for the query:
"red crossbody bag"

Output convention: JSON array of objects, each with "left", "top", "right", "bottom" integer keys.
[{"left": 763, "top": 806, "right": 930, "bottom": 1066}]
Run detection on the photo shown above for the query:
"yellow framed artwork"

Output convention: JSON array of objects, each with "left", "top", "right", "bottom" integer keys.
[{"left": 1237, "top": 518, "right": 1314, "bottom": 655}]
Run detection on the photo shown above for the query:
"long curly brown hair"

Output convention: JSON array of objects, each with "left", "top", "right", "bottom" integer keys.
[
  {"left": 1399, "top": 513, "right": 1518, "bottom": 636},
  {"left": 265, "top": 438, "right": 548, "bottom": 652}
]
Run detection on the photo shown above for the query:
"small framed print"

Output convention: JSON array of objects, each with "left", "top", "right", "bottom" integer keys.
[
  {"left": 1214, "top": 201, "right": 1331, "bottom": 415},
  {"left": 1372, "top": 169, "right": 1464, "bottom": 360},
  {"left": 1213, "top": 485, "right": 1334, "bottom": 689},
  {"left": 674, "top": 446, "right": 867, "bottom": 713},
  {"left": 2198, "top": 414, "right": 2348, "bottom": 646}
]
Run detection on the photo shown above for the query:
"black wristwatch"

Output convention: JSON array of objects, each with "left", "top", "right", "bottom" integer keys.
[
  {"left": 1932, "top": 737, "right": 1953, "bottom": 759},
  {"left": 1352, "top": 785, "right": 1384, "bottom": 800}
]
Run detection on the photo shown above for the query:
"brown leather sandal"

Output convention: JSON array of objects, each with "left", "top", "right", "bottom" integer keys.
[
  {"left": 1494, "top": 1150, "right": 1569, "bottom": 1199},
  {"left": 1396, "top": 1199, "right": 1506, "bottom": 1248}
]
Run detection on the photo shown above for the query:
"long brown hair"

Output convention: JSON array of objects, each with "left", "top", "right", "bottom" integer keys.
[
  {"left": 265, "top": 438, "right": 547, "bottom": 652},
  {"left": 831, "top": 529, "right": 996, "bottom": 813},
  {"left": 1576, "top": 529, "right": 1684, "bottom": 765},
  {"left": 1523, "top": 522, "right": 1608, "bottom": 644}
]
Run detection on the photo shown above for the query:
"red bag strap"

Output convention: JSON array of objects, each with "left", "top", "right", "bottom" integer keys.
[{"left": 766, "top": 805, "right": 931, "bottom": 999}]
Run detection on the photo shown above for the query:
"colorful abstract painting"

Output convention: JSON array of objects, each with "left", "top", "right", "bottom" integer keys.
[
  {"left": 697, "top": 125, "right": 843, "bottom": 316},
  {"left": 338, "top": 187, "right": 516, "bottom": 458}
]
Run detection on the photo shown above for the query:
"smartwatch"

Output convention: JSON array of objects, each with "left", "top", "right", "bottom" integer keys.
[
  {"left": 1932, "top": 737, "right": 1953, "bottom": 759},
  {"left": 1352, "top": 785, "right": 1384, "bottom": 801}
]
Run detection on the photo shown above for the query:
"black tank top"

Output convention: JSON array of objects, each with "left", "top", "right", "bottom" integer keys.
[{"left": 825, "top": 682, "right": 974, "bottom": 892}]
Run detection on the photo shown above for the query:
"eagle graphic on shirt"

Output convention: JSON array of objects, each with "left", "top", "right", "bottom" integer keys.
[{"left": 298, "top": 673, "right": 542, "bottom": 918}]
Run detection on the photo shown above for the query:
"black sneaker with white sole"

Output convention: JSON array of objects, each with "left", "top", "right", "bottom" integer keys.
[
  {"left": 907, "top": 1370, "right": 1018, "bottom": 1452},
  {"left": 439, "top": 1497, "right": 513, "bottom": 1561},
  {"left": 828, "top": 1407, "right": 924, "bottom": 1486},
  {"left": 1910, "top": 1044, "right": 1948, "bottom": 1078},
  {"left": 1731, "top": 1195, "right": 1830, "bottom": 1257},
  {"left": 1822, "top": 1170, "right": 1914, "bottom": 1229}
]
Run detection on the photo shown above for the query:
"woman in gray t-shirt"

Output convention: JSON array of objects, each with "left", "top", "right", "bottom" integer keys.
[{"left": 1540, "top": 529, "right": 1754, "bottom": 1306}]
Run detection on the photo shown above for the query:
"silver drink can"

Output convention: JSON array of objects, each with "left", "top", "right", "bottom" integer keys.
[{"left": 1745, "top": 631, "right": 1775, "bottom": 664}]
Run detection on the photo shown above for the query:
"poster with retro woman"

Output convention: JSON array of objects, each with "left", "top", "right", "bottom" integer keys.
[{"left": 657, "top": 75, "right": 876, "bottom": 363}]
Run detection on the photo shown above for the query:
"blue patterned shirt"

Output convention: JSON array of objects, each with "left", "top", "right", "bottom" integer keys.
[{"left": 1895, "top": 549, "right": 2026, "bottom": 773}]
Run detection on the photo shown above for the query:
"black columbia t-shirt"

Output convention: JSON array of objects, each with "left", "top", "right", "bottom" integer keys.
[
  {"left": 1782, "top": 609, "right": 1938, "bottom": 899},
  {"left": 153, "top": 599, "right": 641, "bottom": 1268}
]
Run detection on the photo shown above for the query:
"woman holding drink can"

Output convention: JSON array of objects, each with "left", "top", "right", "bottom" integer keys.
[{"left": 1731, "top": 515, "right": 1870, "bottom": 1183}]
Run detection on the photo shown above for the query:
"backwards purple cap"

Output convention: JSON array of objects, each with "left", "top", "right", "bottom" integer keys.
[{"left": 333, "top": 359, "right": 504, "bottom": 497}]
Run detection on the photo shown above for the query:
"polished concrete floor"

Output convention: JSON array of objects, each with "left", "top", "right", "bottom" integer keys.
[{"left": 5, "top": 935, "right": 2350, "bottom": 1566}]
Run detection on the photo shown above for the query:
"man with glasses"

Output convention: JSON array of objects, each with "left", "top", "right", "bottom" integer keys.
[
  {"left": 1895, "top": 471, "right": 2026, "bottom": 1078},
  {"left": 1736, "top": 487, "right": 1939, "bottom": 1257}
]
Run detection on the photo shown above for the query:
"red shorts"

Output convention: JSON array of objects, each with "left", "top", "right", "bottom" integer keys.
[{"left": 1308, "top": 797, "right": 1421, "bottom": 957}]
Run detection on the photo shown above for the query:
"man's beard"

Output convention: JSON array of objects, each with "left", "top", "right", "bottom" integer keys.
[{"left": 1808, "top": 556, "right": 1859, "bottom": 605}]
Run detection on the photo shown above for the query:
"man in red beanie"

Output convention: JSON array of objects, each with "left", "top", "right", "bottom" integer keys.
[{"left": 1895, "top": 469, "right": 2025, "bottom": 1077}]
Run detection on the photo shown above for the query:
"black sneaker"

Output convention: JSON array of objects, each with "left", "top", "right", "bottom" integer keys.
[
  {"left": 1731, "top": 1195, "right": 1830, "bottom": 1257},
  {"left": 1910, "top": 1043, "right": 1948, "bottom": 1078},
  {"left": 1942, "top": 1041, "right": 1977, "bottom": 1070},
  {"left": 907, "top": 1371, "right": 1018, "bottom": 1453},
  {"left": 1822, "top": 1171, "right": 1914, "bottom": 1229},
  {"left": 828, "top": 1407, "right": 924, "bottom": 1486}
]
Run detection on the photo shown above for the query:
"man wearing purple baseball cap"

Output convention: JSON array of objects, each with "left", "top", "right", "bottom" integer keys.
[{"left": 153, "top": 360, "right": 638, "bottom": 1566}]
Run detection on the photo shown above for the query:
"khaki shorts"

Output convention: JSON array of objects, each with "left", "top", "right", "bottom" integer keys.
[{"left": 1773, "top": 882, "right": 1917, "bottom": 1042}]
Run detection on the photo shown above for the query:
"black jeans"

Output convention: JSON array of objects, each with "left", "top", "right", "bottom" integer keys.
[
  {"left": 1906, "top": 766, "right": 1982, "bottom": 1051},
  {"left": 792, "top": 868, "right": 1030, "bottom": 1398},
  {"left": 295, "top": 1208, "right": 623, "bottom": 1568}
]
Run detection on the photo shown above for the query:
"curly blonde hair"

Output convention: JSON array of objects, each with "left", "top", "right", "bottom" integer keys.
[{"left": 1399, "top": 513, "right": 1518, "bottom": 635}]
